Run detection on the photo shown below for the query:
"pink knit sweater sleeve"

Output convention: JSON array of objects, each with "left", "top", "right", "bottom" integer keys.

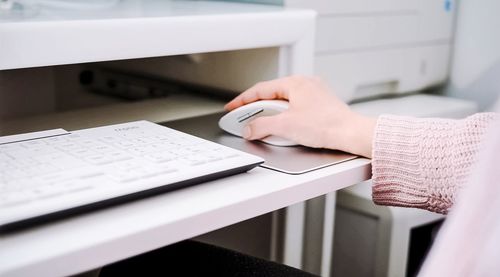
[{"left": 371, "top": 113, "right": 497, "bottom": 214}]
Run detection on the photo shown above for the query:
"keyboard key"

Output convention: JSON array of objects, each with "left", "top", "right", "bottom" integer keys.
[
  {"left": 109, "top": 171, "right": 140, "bottom": 183},
  {"left": 84, "top": 154, "right": 116, "bottom": 165},
  {"left": 107, "top": 151, "right": 133, "bottom": 162},
  {"left": 25, "top": 164, "right": 58, "bottom": 177},
  {"left": 144, "top": 152, "right": 177, "bottom": 163},
  {"left": 179, "top": 156, "right": 207, "bottom": 166},
  {"left": 32, "top": 185, "right": 65, "bottom": 199},
  {"left": 0, "top": 190, "right": 36, "bottom": 207}
]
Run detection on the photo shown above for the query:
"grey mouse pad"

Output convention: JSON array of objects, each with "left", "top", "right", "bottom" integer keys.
[{"left": 162, "top": 112, "right": 357, "bottom": 175}]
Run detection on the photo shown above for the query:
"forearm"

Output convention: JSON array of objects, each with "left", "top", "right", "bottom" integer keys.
[{"left": 371, "top": 113, "right": 497, "bottom": 214}]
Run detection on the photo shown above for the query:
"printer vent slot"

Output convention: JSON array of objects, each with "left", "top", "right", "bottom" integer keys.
[{"left": 354, "top": 80, "right": 399, "bottom": 100}]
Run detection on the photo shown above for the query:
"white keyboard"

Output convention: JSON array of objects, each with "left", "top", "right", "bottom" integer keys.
[{"left": 0, "top": 121, "right": 264, "bottom": 231}]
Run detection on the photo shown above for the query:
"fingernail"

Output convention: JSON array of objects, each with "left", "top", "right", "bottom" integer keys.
[{"left": 243, "top": 126, "right": 251, "bottom": 139}]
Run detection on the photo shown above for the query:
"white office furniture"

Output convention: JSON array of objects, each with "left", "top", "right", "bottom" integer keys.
[
  {"left": 0, "top": 1, "right": 372, "bottom": 276},
  {"left": 329, "top": 94, "right": 477, "bottom": 277},
  {"left": 284, "top": 0, "right": 457, "bottom": 102}
]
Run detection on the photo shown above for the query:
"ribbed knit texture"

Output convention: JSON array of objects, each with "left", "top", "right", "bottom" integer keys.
[{"left": 372, "top": 113, "right": 497, "bottom": 214}]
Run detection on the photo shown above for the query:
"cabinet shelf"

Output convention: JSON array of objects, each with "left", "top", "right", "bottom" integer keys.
[
  {"left": 0, "top": 0, "right": 314, "bottom": 70},
  {"left": 1, "top": 93, "right": 225, "bottom": 135}
]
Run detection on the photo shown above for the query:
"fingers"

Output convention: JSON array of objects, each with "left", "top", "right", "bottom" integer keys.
[
  {"left": 224, "top": 78, "right": 292, "bottom": 111},
  {"left": 243, "top": 113, "right": 288, "bottom": 141}
]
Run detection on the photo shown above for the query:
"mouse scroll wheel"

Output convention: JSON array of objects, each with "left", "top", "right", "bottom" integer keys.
[{"left": 237, "top": 109, "right": 264, "bottom": 123}]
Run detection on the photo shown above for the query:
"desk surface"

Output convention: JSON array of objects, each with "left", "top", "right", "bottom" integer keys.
[
  {"left": 0, "top": 157, "right": 371, "bottom": 277},
  {"left": 0, "top": 0, "right": 315, "bottom": 70}
]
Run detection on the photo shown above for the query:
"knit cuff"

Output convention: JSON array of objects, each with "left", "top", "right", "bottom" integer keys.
[{"left": 371, "top": 115, "right": 429, "bottom": 210}]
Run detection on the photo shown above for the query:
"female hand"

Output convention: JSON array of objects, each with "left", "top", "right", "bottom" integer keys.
[{"left": 225, "top": 76, "right": 376, "bottom": 158}]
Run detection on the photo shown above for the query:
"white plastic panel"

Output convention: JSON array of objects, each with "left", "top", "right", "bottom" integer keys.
[
  {"left": 285, "top": 0, "right": 417, "bottom": 15},
  {"left": 418, "top": 45, "right": 451, "bottom": 88},
  {"left": 316, "top": 14, "right": 418, "bottom": 53},
  {"left": 289, "top": 0, "right": 455, "bottom": 53},
  {"left": 0, "top": 1, "right": 315, "bottom": 70},
  {"left": 417, "top": 0, "right": 456, "bottom": 41},
  {"left": 315, "top": 44, "right": 451, "bottom": 102},
  {"left": 351, "top": 94, "right": 478, "bottom": 119}
]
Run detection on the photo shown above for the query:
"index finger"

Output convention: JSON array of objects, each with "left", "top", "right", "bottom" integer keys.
[{"left": 224, "top": 78, "right": 291, "bottom": 111}]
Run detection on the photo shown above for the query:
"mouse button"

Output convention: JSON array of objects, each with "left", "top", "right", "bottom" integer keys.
[
  {"left": 237, "top": 108, "right": 265, "bottom": 123},
  {"left": 218, "top": 112, "right": 244, "bottom": 136}
]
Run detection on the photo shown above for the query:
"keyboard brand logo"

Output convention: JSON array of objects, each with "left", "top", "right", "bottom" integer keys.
[{"left": 114, "top": 126, "right": 140, "bottom": 132}]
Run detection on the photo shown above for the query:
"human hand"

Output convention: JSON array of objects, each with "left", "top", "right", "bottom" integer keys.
[{"left": 225, "top": 76, "right": 376, "bottom": 158}]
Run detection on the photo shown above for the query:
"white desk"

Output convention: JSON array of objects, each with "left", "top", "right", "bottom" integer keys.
[
  {"left": 1, "top": 159, "right": 371, "bottom": 277},
  {"left": 0, "top": 1, "right": 372, "bottom": 276}
]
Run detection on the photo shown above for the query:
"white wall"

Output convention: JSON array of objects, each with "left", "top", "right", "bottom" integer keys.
[{"left": 445, "top": 0, "right": 500, "bottom": 111}]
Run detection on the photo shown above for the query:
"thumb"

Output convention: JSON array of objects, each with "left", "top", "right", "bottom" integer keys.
[{"left": 244, "top": 114, "right": 287, "bottom": 140}]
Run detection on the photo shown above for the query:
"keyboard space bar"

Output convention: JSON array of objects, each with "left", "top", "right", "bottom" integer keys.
[{"left": 0, "top": 129, "right": 69, "bottom": 145}]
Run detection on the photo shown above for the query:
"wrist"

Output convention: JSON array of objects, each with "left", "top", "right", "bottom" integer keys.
[
  {"left": 326, "top": 112, "right": 376, "bottom": 158},
  {"left": 352, "top": 114, "right": 377, "bottom": 158}
]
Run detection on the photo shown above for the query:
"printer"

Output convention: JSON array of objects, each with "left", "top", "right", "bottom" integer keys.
[{"left": 299, "top": 0, "right": 456, "bottom": 102}]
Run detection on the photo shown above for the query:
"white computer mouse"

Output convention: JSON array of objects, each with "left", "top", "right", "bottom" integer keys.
[{"left": 218, "top": 100, "right": 298, "bottom": 147}]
